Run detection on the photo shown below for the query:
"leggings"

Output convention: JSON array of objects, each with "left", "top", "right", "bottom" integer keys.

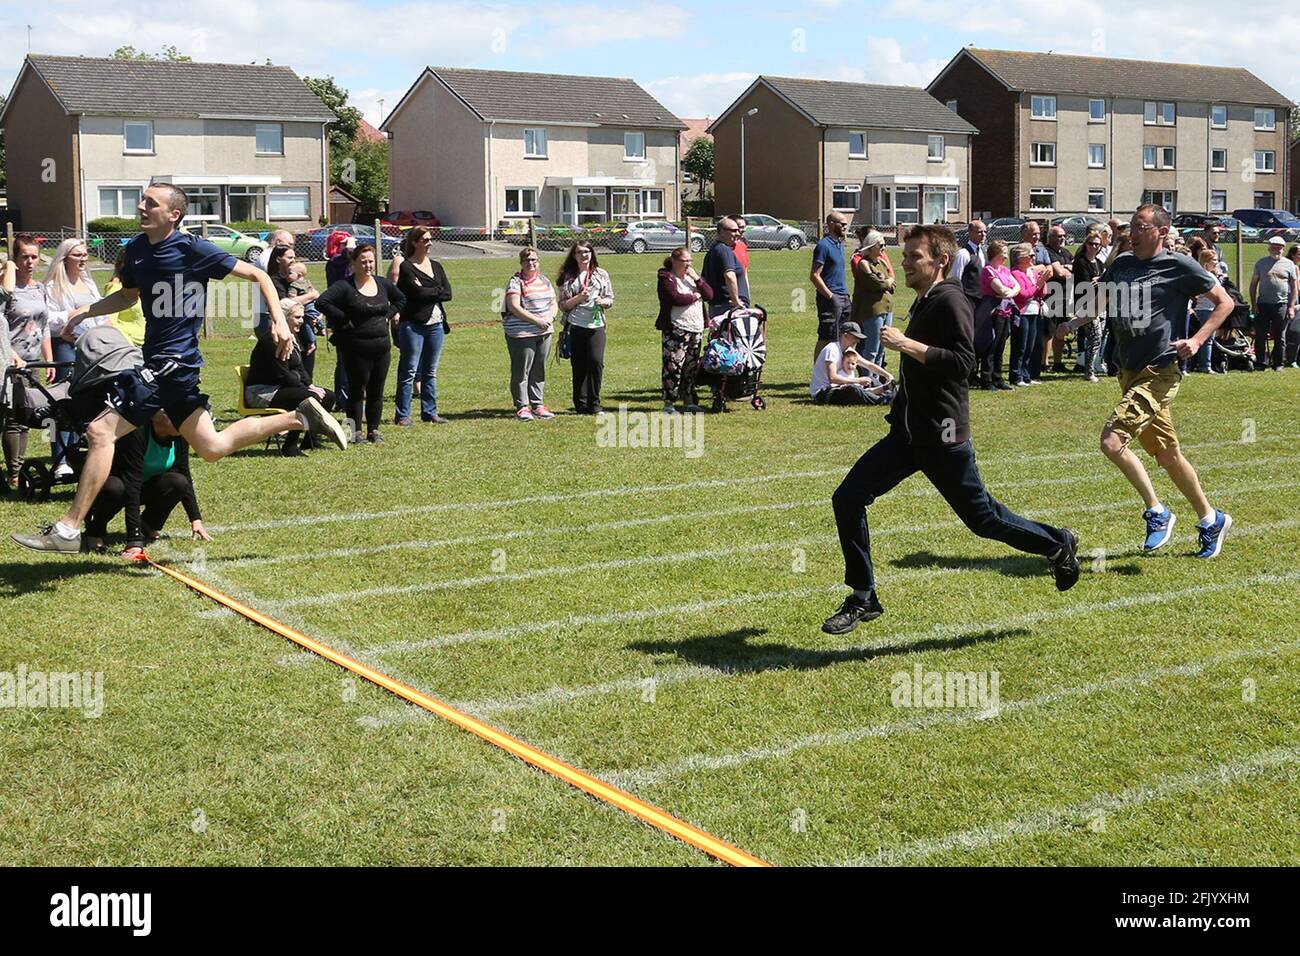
[
  {"left": 662, "top": 328, "right": 702, "bottom": 405},
  {"left": 2, "top": 422, "right": 28, "bottom": 484},
  {"left": 270, "top": 386, "right": 335, "bottom": 453},
  {"left": 340, "top": 340, "right": 391, "bottom": 435},
  {"left": 85, "top": 471, "right": 194, "bottom": 541},
  {"left": 569, "top": 325, "right": 606, "bottom": 412}
]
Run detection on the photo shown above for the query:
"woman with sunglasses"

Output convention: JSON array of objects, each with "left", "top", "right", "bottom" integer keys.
[
  {"left": 556, "top": 241, "right": 614, "bottom": 415},
  {"left": 393, "top": 227, "right": 452, "bottom": 425}
]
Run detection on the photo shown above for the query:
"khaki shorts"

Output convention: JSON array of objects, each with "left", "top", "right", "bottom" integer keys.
[{"left": 1104, "top": 363, "right": 1182, "bottom": 455}]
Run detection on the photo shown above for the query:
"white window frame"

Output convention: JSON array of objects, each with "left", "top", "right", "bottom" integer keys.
[
  {"left": 523, "top": 128, "right": 547, "bottom": 158},
  {"left": 1030, "top": 141, "right": 1056, "bottom": 167},
  {"left": 1143, "top": 146, "right": 1156, "bottom": 169},
  {"left": 1144, "top": 101, "right": 1176, "bottom": 126},
  {"left": 1088, "top": 143, "right": 1105, "bottom": 168},
  {"left": 1088, "top": 98, "right": 1106, "bottom": 123},
  {"left": 1209, "top": 189, "right": 1227, "bottom": 213},
  {"left": 1087, "top": 188, "right": 1106, "bottom": 212},
  {"left": 1253, "top": 191, "right": 1275, "bottom": 208},
  {"left": 269, "top": 186, "right": 310, "bottom": 220},
  {"left": 182, "top": 185, "right": 221, "bottom": 222},
  {"left": 639, "top": 188, "right": 664, "bottom": 217},
  {"left": 575, "top": 186, "right": 606, "bottom": 224},
  {"left": 945, "top": 100, "right": 958, "bottom": 113},
  {"left": 1254, "top": 108, "right": 1276, "bottom": 131},
  {"left": 1211, "top": 105, "right": 1228, "bottom": 129},
  {"left": 504, "top": 186, "right": 538, "bottom": 217},
  {"left": 893, "top": 186, "right": 920, "bottom": 224},
  {"left": 927, "top": 135, "right": 945, "bottom": 161},
  {"left": 1030, "top": 95, "right": 1056, "bottom": 120},
  {"left": 623, "top": 131, "right": 646, "bottom": 161},
  {"left": 123, "top": 120, "right": 154, "bottom": 154},
  {"left": 227, "top": 185, "right": 267, "bottom": 222},
  {"left": 832, "top": 183, "right": 862, "bottom": 211},
  {"left": 1028, "top": 187, "right": 1055, "bottom": 213},
  {"left": 1162, "top": 102, "right": 1176, "bottom": 125},
  {"left": 98, "top": 186, "right": 143, "bottom": 218},
  {"left": 1254, "top": 150, "right": 1275, "bottom": 173},
  {"left": 1159, "top": 146, "right": 1176, "bottom": 170},
  {"left": 848, "top": 131, "right": 867, "bottom": 159},
  {"left": 945, "top": 186, "right": 959, "bottom": 215},
  {"left": 1210, "top": 148, "right": 1227, "bottom": 172},
  {"left": 1142, "top": 189, "right": 1177, "bottom": 213},
  {"left": 255, "top": 123, "right": 284, "bottom": 156}
]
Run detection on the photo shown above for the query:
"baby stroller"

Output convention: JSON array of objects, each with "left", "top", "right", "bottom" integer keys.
[
  {"left": 697, "top": 305, "right": 768, "bottom": 413},
  {"left": 1211, "top": 292, "right": 1256, "bottom": 373}
]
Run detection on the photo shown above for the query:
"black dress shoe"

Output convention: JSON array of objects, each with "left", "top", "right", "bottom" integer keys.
[
  {"left": 821, "top": 592, "right": 885, "bottom": 635},
  {"left": 1050, "top": 529, "right": 1080, "bottom": 592},
  {"left": 995, "top": 380, "right": 1014, "bottom": 391}
]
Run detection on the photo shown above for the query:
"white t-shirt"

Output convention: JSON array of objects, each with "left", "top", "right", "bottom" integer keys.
[{"left": 810, "top": 341, "right": 843, "bottom": 397}]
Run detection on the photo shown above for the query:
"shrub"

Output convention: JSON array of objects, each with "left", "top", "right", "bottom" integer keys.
[
  {"left": 87, "top": 217, "right": 139, "bottom": 234},
  {"left": 683, "top": 200, "right": 715, "bottom": 219},
  {"left": 227, "top": 220, "right": 275, "bottom": 236}
]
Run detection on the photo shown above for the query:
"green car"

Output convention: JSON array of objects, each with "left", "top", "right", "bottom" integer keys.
[{"left": 181, "top": 223, "right": 265, "bottom": 262}]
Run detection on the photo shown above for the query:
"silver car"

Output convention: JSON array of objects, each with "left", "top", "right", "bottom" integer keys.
[
  {"left": 609, "top": 220, "right": 706, "bottom": 254},
  {"left": 735, "top": 213, "right": 808, "bottom": 250}
]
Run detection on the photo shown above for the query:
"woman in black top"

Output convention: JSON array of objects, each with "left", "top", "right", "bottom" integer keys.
[
  {"left": 84, "top": 413, "right": 209, "bottom": 557},
  {"left": 315, "top": 244, "right": 405, "bottom": 444},
  {"left": 246, "top": 299, "right": 336, "bottom": 456},
  {"left": 393, "top": 226, "right": 452, "bottom": 425},
  {"left": 1062, "top": 230, "right": 1105, "bottom": 382}
]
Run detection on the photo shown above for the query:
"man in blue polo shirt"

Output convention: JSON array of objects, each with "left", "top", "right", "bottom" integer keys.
[
  {"left": 811, "top": 212, "right": 850, "bottom": 362},
  {"left": 14, "top": 182, "right": 348, "bottom": 555}
]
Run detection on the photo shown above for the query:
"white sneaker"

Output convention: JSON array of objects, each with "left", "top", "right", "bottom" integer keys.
[{"left": 54, "top": 462, "right": 74, "bottom": 478}]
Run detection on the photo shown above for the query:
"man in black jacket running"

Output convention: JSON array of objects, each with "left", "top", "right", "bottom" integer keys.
[{"left": 823, "top": 224, "right": 1080, "bottom": 635}]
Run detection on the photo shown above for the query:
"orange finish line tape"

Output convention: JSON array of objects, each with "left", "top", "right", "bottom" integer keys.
[{"left": 148, "top": 558, "right": 771, "bottom": 868}]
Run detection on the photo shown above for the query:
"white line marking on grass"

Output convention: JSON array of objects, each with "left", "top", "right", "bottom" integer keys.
[
  {"left": 600, "top": 628, "right": 1300, "bottom": 791},
  {"left": 206, "top": 437, "right": 1285, "bottom": 535},
  {"left": 831, "top": 743, "right": 1300, "bottom": 866}
]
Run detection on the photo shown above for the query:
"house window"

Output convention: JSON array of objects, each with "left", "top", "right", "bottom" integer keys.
[
  {"left": 1211, "top": 148, "right": 1227, "bottom": 172},
  {"left": 832, "top": 183, "right": 862, "bottom": 211},
  {"left": 1255, "top": 150, "right": 1275, "bottom": 173},
  {"left": 1254, "top": 191, "right": 1275, "bottom": 207},
  {"left": 1145, "top": 146, "right": 1175, "bottom": 169},
  {"left": 576, "top": 187, "right": 606, "bottom": 224},
  {"left": 894, "top": 186, "right": 919, "bottom": 224},
  {"left": 269, "top": 186, "right": 310, "bottom": 219},
  {"left": 1030, "top": 95, "right": 1056, "bottom": 120},
  {"left": 1088, "top": 143, "right": 1105, "bottom": 168},
  {"left": 255, "top": 123, "right": 284, "bottom": 155},
  {"left": 849, "top": 132, "right": 866, "bottom": 158},
  {"left": 1160, "top": 147, "right": 1176, "bottom": 169},
  {"left": 639, "top": 188, "right": 664, "bottom": 216},
  {"left": 98, "top": 186, "right": 142, "bottom": 217},
  {"left": 1142, "top": 189, "right": 1176, "bottom": 213},
  {"left": 183, "top": 185, "right": 221, "bottom": 221},
  {"left": 1211, "top": 105, "right": 1227, "bottom": 129},
  {"left": 922, "top": 187, "right": 947, "bottom": 223},
  {"left": 1088, "top": 188, "right": 1106, "bottom": 212},
  {"left": 1254, "top": 108, "right": 1276, "bottom": 131},
  {"left": 945, "top": 100, "right": 958, "bottom": 113},
  {"left": 1028, "top": 187, "right": 1055, "bottom": 212},
  {"left": 624, "top": 131, "right": 646, "bottom": 160},
  {"left": 1209, "top": 190, "right": 1227, "bottom": 213},
  {"left": 504, "top": 187, "right": 538, "bottom": 216},
  {"left": 1031, "top": 141, "right": 1056, "bottom": 166},
  {"left": 1144, "top": 101, "right": 1176, "bottom": 125},
  {"left": 1088, "top": 98, "right": 1105, "bottom": 123},
  {"left": 523, "top": 128, "right": 547, "bottom": 158},
  {"left": 1162, "top": 102, "right": 1176, "bottom": 125},
  {"left": 927, "top": 135, "right": 945, "bottom": 161},
  {"left": 227, "top": 186, "right": 266, "bottom": 222},
  {"left": 124, "top": 120, "right": 154, "bottom": 153},
  {"left": 945, "top": 186, "right": 959, "bottom": 214}
]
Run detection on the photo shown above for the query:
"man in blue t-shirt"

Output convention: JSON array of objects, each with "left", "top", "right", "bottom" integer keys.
[
  {"left": 700, "top": 218, "right": 749, "bottom": 317},
  {"left": 14, "top": 183, "right": 349, "bottom": 556},
  {"left": 1098, "top": 203, "right": 1234, "bottom": 560},
  {"left": 811, "top": 212, "right": 850, "bottom": 362}
]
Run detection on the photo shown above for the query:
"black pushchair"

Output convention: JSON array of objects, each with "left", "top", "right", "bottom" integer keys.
[{"left": 696, "top": 305, "right": 768, "bottom": 412}]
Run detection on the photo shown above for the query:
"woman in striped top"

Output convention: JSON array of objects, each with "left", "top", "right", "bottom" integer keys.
[{"left": 503, "top": 247, "right": 557, "bottom": 421}]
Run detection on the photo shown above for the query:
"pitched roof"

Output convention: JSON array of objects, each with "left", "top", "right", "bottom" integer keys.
[
  {"left": 404, "top": 66, "right": 684, "bottom": 130},
  {"left": 11, "top": 54, "right": 336, "bottom": 122},
  {"left": 680, "top": 118, "right": 713, "bottom": 145},
  {"left": 355, "top": 117, "right": 386, "bottom": 144},
  {"left": 711, "top": 76, "right": 978, "bottom": 135},
  {"left": 946, "top": 48, "right": 1293, "bottom": 108}
]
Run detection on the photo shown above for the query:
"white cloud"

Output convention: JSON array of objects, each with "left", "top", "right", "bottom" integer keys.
[
  {"left": 643, "top": 71, "right": 757, "bottom": 119},
  {"left": 533, "top": 4, "right": 692, "bottom": 48}
]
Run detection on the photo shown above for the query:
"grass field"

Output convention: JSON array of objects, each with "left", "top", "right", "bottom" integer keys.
[{"left": 3, "top": 247, "right": 1298, "bottom": 866}]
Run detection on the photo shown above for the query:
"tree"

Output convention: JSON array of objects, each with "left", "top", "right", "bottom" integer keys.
[
  {"left": 303, "top": 75, "right": 361, "bottom": 150},
  {"left": 348, "top": 139, "right": 390, "bottom": 213},
  {"left": 682, "top": 137, "right": 714, "bottom": 200},
  {"left": 111, "top": 45, "right": 192, "bottom": 61},
  {"left": 303, "top": 76, "right": 387, "bottom": 210}
]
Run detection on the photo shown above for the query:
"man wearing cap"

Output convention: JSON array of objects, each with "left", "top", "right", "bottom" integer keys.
[
  {"left": 810, "top": 322, "right": 886, "bottom": 405},
  {"left": 1249, "top": 236, "right": 1298, "bottom": 370},
  {"left": 822, "top": 224, "right": 1080, "bottom": 635}
]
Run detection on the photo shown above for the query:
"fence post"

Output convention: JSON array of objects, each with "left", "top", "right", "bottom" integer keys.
[
  {"left": 686, "top": 216, "right": 693, "bottom": 251},
  {"left": 374, "top": 217, "right": 384, "bottom": 274},
  {"left": 4, "top": 222, "right": 12, "bottom": 260},
  {"left": 527, "top": 218, "right": 537, "bottom": 249},
  {"left": 1235, "top": 226, "right": 1243, "bottom": 291}
]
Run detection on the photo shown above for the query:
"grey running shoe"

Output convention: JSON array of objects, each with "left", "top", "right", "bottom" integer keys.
[
  {"left": 13, "top": 523, "right": 82, "bottom": 554},
  {"left": 297, "top": 397, "right": 349, "bottom": 450}
]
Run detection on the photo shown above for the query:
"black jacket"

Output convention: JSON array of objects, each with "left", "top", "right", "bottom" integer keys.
[
  {"left": 247, "top": 334, "right": 310, "bottom": 389},
  {"left": 886, "top": 278, "right": 976, "bottom": 447},
  {"left": 110, "top": 428, "right": 200, "bottom": 548},
  {"left": 316, "top": 275, "right": 405, "bottom": 346},
  {"left": 395, "top": 258, "right": 452, "bottom": 325}
]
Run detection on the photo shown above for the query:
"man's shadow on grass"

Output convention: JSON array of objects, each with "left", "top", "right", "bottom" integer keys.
[
  {"left": 889, "top": 550, "right": 1143, "bottom": 578},
  {"left": 0, "top": 558, "right": 131, "bottom": 597},
  {"left": 627, "top": 624, "right": 1029, "bottom": 675}
]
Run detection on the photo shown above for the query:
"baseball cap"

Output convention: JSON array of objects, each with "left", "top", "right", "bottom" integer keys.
[
  {"left": 839, "top": 322, "right": 867, "bottom": 340},
  {"left": 1267, "top": 235, "right": 1286, "bottom": 246}
]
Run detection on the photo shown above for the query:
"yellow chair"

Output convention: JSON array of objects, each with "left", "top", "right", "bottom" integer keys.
[{"left": 235, "top": 365, "right": 289, "bottom": 449}]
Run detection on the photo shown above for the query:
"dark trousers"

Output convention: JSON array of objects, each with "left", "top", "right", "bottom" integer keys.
[
  {"left": 85, "top": 471, "right": 192, "bottom": 539},
  {"left": 978, "top": 313, "right": 1011, "bottom": 386},
  {"left": 339, "top": 341, "right": 390, "bottom": 435},
  {"left": 1007, "top": 311, "right": 1041, "bottom": 384},
  {"left": 832, "top": 433, "right": 1068, "bottom": 592},
  {"left": 569, "top": 324, "right": 606, "bottom": 412},
  {"left": 270, "top": 386, "right": 335, "bottom": 453},
  {"left": 51, "top": 338, "right": 79, "bottom": 464},
  {"left": 1254, "top": 301, "right": 1289, "bottom": 368}
]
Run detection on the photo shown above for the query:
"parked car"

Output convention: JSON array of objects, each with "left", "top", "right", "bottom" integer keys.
[
  {"left": 1050, "top": 215, "right": 1104, "bottom": 239},
  {"left": 608, "top": 220, "right": 705, "bottom": 254},
  {"left": 296, "top": 223, "right": 402, "bottom": 260},
  {"left": 986, "top": 216, "right": 1026, "bottom": 232},
  {"left": 1212, "top": 217, "right": 1263, "bottom": 243},
  {"left": 180, "top": 223, "right": 264, "bottom": 262},
  {"left": 731, "top": 214, "right": 807, "bottom": 250},
  {"left": 383, "top": 209, "right": 440, "bottom": 228},
  {"left": 1231, "top": 208, "right": 1300, "bottom": 242}
]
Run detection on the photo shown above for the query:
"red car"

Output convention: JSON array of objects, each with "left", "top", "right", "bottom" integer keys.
[{"left": 383, "top": 209, "right": 441, "bottom": 228}]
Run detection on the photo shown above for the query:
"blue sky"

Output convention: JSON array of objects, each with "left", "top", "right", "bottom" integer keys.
[{"left": 4, "top": 1, "right": 1297, "bottom": 126}]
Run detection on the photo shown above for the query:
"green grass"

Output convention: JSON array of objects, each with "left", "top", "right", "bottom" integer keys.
[{"left": 3, "top": 247, "right": 1298, "bottom": 866}]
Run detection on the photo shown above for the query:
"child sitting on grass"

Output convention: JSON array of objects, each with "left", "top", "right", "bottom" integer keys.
[{"left": 839, "top": 347, "right": 895, "bottom": 404}]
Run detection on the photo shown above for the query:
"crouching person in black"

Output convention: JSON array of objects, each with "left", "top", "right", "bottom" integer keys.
[
  {"left": 83, "top": 410, "right": 209, "bottom": 558},
  {"left": 246, "top": 298, "right": 336, "bottom": 457},
  {"left": 822, "top": 224, "right": 1081, "bottom": 635}
]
